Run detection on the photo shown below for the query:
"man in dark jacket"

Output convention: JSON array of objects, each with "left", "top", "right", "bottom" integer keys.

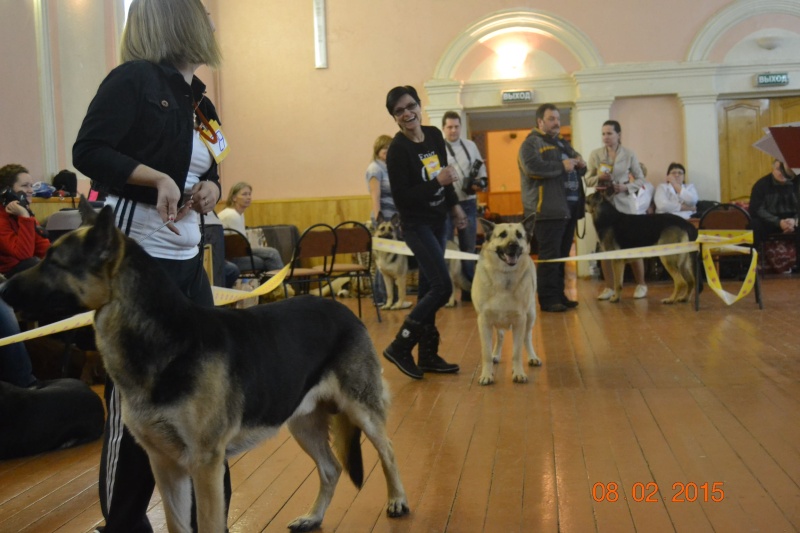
[
  {"left": 749, "top": 160, "right": 799, "bottom": 271},
  {"left": 519, "top": 103, "right": 586, "bottom": 312}
]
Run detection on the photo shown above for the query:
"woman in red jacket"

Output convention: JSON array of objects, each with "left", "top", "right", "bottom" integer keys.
[{"left": 0, "top": 164, "right": 49, "bottom": 276}]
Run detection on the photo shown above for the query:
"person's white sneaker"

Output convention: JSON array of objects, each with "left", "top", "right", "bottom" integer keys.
[
  {"left": 597, "top": 288, "right": 614, "bottom": 300},
  {"left": 633, "top": 284, "right": 648, "bottom": 299}
]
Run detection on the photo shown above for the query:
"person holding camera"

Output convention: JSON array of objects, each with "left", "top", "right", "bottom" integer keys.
[
  {"left": 0, "top": 164, "right": 50, "bottom": 277},
  {"left": 442, "top": 110, "right": 486, "bottom": 302}
]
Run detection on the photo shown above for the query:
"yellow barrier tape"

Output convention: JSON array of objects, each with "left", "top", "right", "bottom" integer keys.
[
  {"left": 373, "top": 237, "right": 479, "bottom": 261},
  {"left": 0, "top": 263, "right": 291, "bottom": 348},
  {"left": 377, "top": 231, "right": 758, "bottom": 307}
]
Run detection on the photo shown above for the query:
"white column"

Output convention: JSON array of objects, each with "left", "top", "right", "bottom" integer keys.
[
  {"left": 679, "top": 94, "right": 721, "bottom": 201},
  {"left": 423, "top": 79, "right": 463, "bottom": 130},
  {"left": 571, "top": 98, "right": 614, "bottom": 277},
  {"left": 34, "top": 0, "right": 58, "bottom": 179}
]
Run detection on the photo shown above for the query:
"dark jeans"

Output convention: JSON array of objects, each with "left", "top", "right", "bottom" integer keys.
[
  {"left": 533, "top": 205, "right": 579, "bottom": 306},
  {"left": 0, "top": 298, "right": 35, "bottom": 387},
  {"left": 99, "top": 253, "right": 232, "bottom": 532},
  {"left": 443, "top": 198, "right": 478, "bottom": 283},
  {"left": 403, "top": 219, "right": 451, "bottom": 325}
]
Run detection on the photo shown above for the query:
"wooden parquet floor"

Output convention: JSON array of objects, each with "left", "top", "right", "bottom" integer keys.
[{"left": 1, "top": 275, "right": 799, "bottom": 532}]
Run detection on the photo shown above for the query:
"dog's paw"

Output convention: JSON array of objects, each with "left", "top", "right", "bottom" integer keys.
[
  {"left": 528, "top": 357, "right": 542, "bottom": 367},
  {"left": 380, "top": 303, "right": 391, "bottom": 310},
  {"left": 512, "top": 371, "right": 529, "bottom": 383},
  {"left": 661, "top": 297, "right": 676, "bottom": 304},
  {"left": 609, "top": 294, "right": 621, "bottom": 303},
  {"left": 478, "top": 373, "right": 495, "bottom": 385},
  {"left": 445, "top": 299, "right": 456, "bottom": 308},
  {"left": 386, "top": 497, "right": 410, "bottom": 518},
  {"left": 287, "top": 514, "right": 323, "bottom": 532}
]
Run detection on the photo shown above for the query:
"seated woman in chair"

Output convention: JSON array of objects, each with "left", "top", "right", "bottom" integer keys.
[
  {"left": 0, "top": 164, "right": 50, "bottom": 277},
  {"left": 654, "top": 162, "right": 698, "bottom": 220},
  {"left": 217, "top": 182, "right": 284, "bottom": 272}
]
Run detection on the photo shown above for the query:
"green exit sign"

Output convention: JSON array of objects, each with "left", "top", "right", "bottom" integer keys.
[{"left": 756, "top": 73, "right": 789, "bottom": 87}]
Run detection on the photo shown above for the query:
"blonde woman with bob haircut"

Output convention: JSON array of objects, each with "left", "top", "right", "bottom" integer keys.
[
  {"left": 218, "top": 182, "right": 285, "bottom": 272},
  {"left": 72, "top": 1, "right": 232, "bottom": 530}
]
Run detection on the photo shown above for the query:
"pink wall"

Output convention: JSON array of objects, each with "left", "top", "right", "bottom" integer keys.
[
  {"left": 1, "top": 3, "right": 43, "bottom": 180},
  {"left": 4, "top": 0, "right": 798, "bottom": 204},
  {"left": 610, "top": 96, "right": 684, "bottom": 188}
]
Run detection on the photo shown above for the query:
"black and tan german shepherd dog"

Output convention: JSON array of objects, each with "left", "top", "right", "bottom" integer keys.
[
  {"left": 0, "top": 202, "right": 409, "bottom": 533},
  {"left": 586, "top": 192, "right": 698, "bottom": 304}
]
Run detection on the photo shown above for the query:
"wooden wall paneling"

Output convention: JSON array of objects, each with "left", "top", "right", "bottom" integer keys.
[
  {"left": 242, "top": 196, "right": 371, "bottom": 232},
  {"left": 717, "top": 99, "right": 771, "bottom": 202}
]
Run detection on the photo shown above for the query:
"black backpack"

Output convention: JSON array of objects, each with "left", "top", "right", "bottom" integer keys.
[{"left": 52, "top": 169, "right": 78, "bottom": 197}]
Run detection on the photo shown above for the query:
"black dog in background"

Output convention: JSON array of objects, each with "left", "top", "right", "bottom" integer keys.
[{"left": 0, "top": 378, "right": 104, "bottom": 459}]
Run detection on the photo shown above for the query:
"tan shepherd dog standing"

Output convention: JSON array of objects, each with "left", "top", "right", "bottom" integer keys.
[
  {"left": 0, "top": 203, "right": 409, "bottom": 533},
  {"left": 472, "top": 216, "right": 541, "bottom": 385}
]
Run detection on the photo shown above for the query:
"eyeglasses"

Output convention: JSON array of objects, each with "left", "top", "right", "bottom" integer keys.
[
  {"left": 669, "top": 170, "right": 685, "bottom": 176},
  {"left": 392, "top": 101, "right": 419, "bottom": 118}
]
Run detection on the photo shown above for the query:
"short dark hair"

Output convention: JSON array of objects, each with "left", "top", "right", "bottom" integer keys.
[
  {"left": 386, "top": 86, "right": 421, "bottom": 116},
  {"left": 0, "top": 164, "right": 29, "bottom": 190},
  {"left": 442, "top": 110, "right": 461, "bottom": 127},
  {"left": 536, "top": 103, "right": 558, "bottom": 122},
  {"left": 603, "top": 120, "right": 621, "bottom": 134},
  {"left": 667, "top": 162, "right": 686, "bottom": 175}
]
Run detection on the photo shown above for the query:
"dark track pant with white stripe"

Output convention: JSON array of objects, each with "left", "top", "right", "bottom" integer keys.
[{"left": 98, "top": 253, "right": 232, "bottom": 532}]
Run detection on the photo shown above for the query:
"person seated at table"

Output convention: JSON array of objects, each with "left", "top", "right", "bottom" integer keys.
[
  {"left": 0, "top": 164, "right": 50, "bottom": 277},
  {"left": 217, "top": 182, "right": 284, "bottom": 272},
  {"left": 749, "top": 160, "right": 800, "bottom": 270},
  {"left": 654, "top": 162, "right": 698, "bottom": 220}
]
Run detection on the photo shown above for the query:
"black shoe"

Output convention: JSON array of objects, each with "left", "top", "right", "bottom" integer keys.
[
  {"left": 418, "top": 354, "right": 460, "bottom": 373},
  {"left": 383, "top": 346, "right": 423, "bottom": 379},
  {"left": 540, "top": 303, "right": 567, "bottom": 312},
  {"left": 561, "top": 297, "right": 578, "bottom": 309}
]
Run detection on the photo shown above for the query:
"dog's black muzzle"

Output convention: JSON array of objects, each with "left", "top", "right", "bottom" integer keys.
[
  {"left": 0, "top": 275, "right": 84, "bottom": 322},
  {"left": 496, "top": 243, "right": 523, "bottom": 266}
]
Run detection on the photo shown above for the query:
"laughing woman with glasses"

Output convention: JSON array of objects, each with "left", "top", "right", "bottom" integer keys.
[{"left": 381, "top": 85, "right": 467, "bottom": 380}]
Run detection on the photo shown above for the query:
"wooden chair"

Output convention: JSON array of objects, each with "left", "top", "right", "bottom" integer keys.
[
  {"left": 318, "top": 221, "right": 381, "bottom": 321},
  {"left": 223, "top": 229, "right": 264, "bottom": 281},
  {"left": 694, "top": 203, "right": 762, "bottom": 310},
  {"left": 264, "top": 223, "right": 338, "bottom": 298}
]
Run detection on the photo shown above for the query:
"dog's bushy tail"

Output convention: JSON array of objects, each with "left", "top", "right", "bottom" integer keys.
[{"left": 331, "top": 414, "right": 364, "bottom": 488}]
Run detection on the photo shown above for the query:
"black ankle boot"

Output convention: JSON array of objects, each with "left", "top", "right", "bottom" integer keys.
[
  {"left": 383, "top": 318, "right": 424, "bottom": 379},
  {"left": 417, "top": 324, "right": 459, "bottom": 374}
]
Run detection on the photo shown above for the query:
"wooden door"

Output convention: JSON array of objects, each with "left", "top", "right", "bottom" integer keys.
[{"left": 718, "top": 96, "right": 800, "bottom": 202}]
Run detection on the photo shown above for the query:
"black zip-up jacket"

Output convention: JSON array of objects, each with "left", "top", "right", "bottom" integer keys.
[{"left": 73, "top": 60, "right": 220, "bottom": 205}]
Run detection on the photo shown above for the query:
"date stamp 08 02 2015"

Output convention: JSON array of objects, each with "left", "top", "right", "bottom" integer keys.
[{"left": 592, "top": 482, "right": 725, "bottom": 503}]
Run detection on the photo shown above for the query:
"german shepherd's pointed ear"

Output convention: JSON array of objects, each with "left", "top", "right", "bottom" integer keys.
[
  {"left": 390, "top": 212, "right": 401, "bottom": 228},
  {"left": 522, "top": 214, "right": 536, "bottom": 240},
  {"left": 376, "top": 212, "right": 386, "bottom": 224},
  {"left": 78, "top": 195, "right": 98, "bottom": 226},
  {"left": 479, "top": 218, "right": 495, "bottom": 240},
  {"left": 84, "top": 206, "right": 123, "bottom": 264}
]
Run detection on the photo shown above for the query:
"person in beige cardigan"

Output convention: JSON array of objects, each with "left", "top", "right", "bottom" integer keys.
[{"left": 585, "top": 120, "right": 649, "bottom": 300}]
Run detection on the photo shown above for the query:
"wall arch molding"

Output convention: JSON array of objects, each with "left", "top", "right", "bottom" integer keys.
[
  {"left": 687, "top": 0, "right": 800, "bottom": 61},
  {"left": 432, "top": 8, "right": 603, "bottom": 81}
]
